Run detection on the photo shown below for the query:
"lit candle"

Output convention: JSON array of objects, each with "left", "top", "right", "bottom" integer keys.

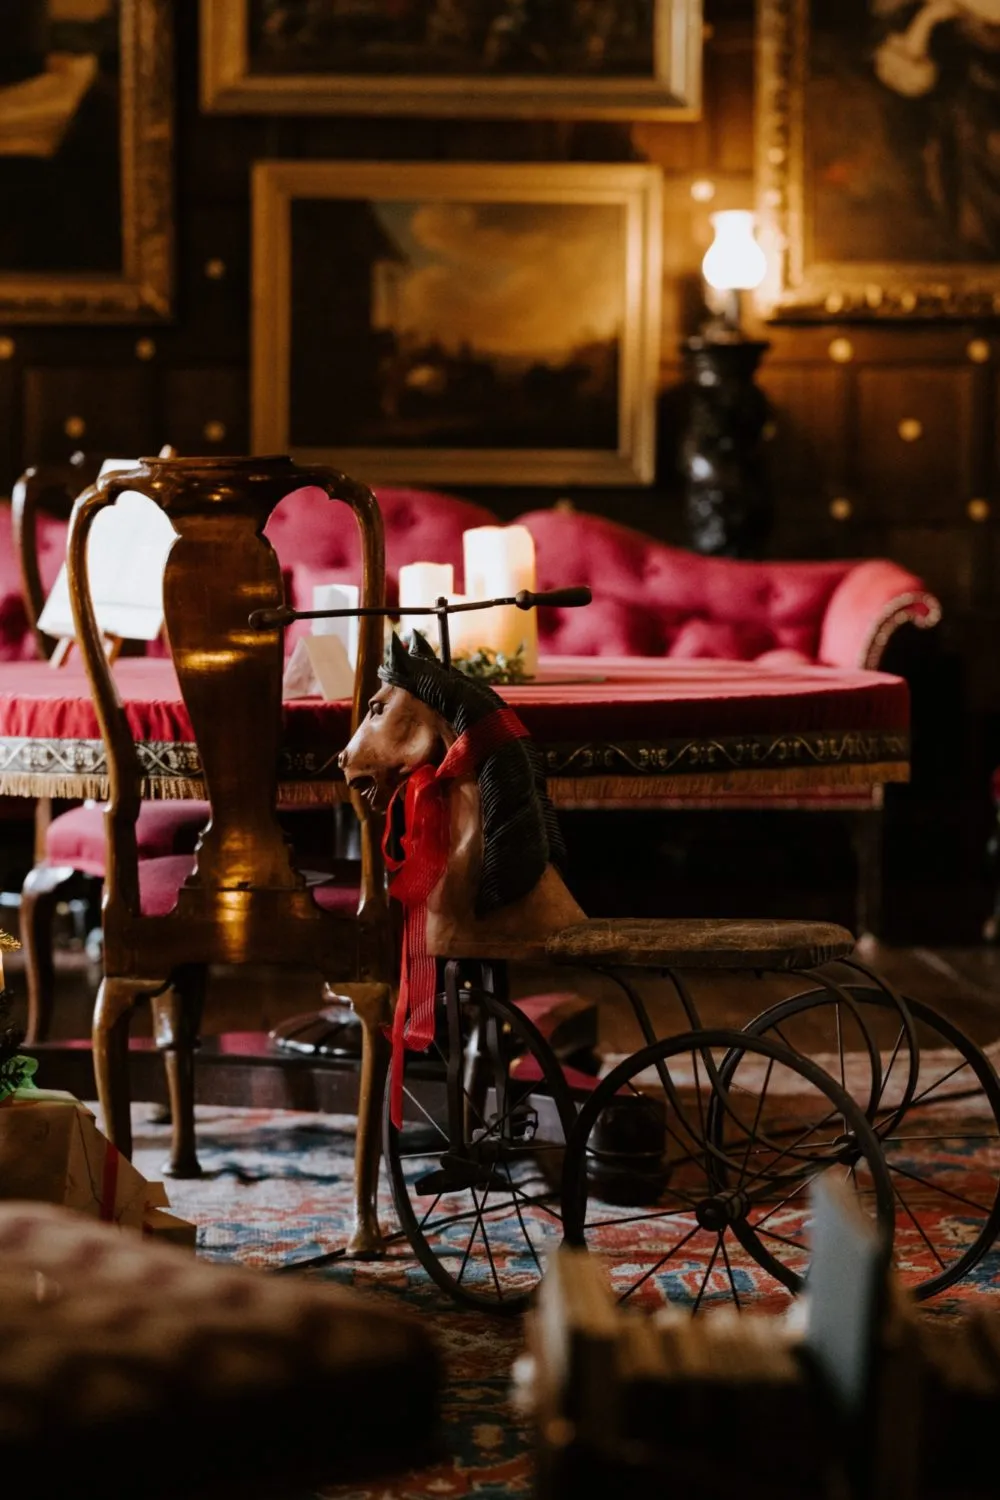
[
  {"left": 399, "top": 562, "right": 454, "bottom": 651},
  {"left": 311, "top": 583, "right": 359, "bottom": 667},
  {"left": 462, "top": 525, "right": 538, "bottom": 674},
  {"left": 444, "top": 594, "right": 485, "bottom": 658}
]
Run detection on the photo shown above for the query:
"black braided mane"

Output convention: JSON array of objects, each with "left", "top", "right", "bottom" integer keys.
[{"left": 380, "top": 632, "right": 567, "bottom": 917}]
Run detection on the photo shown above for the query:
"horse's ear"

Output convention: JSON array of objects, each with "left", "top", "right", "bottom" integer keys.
[
  {"left": 388, "top": 632, "right": 410, "bottom": 675},
  {"left": 408, "top": 630, "right": 437, "bottom": 661}
]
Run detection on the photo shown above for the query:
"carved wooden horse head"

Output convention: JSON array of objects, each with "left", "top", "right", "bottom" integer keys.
[{"left": 339, "top": 632, "right": 585, "bottom": 961}]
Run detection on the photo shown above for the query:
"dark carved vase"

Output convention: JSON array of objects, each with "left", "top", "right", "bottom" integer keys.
[{"left": 680, "top": 336, "right": 772, "bottom": 558}]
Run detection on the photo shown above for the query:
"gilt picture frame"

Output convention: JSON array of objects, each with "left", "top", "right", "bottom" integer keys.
[
  {"left": 202, "top": 0, "right": 702, "bottom": 119},
  {"left": 0, "top": 0, "right": 173, "bottom": 324},
  {"left": 252, "top": 160, "right": 662, "bottom": 486},
  {"left": 757, "top": 0, "right": 1000, "bottom": 321}
]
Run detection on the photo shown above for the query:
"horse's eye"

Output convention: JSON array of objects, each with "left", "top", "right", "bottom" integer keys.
[{"left": 369, "top": 700, "right": 384, "bottom": 718}]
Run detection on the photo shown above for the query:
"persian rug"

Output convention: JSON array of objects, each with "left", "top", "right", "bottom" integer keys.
[{"left": 131, "top": 1094, "right": 1000, "bottom": 1500}]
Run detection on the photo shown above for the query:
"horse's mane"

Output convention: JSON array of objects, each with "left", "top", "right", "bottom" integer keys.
[{"left": 380, "top": 632, "right": 567, "bottom": 917}]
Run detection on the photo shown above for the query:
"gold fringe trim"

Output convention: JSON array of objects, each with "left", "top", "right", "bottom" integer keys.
[
  {"left": 0, "top": 774, "right": 350, "bottom": 804},
  {"left": 547, "top": 761, "right": 909, "bottom": 807},
  {"left": 0, "top": 763, "right": 906, "bottom": 808}
]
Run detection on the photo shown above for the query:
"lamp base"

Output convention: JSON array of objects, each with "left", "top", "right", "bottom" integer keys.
[{"left": 680, "top": 334, "right": 772, "bottom": 559}]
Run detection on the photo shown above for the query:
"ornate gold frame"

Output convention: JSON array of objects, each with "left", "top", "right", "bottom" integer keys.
[
  {"left": 202, "top": 0, "right": 701, "bottom": 119},
  {"left": 756, "top": 0, "right": 1000, "bottom": 321},
  {"left": 0, "top": 0, "right": 173, "bottom": 324},
  {"left": 252, "top": 160, "right": 662, "bottom": 487}
]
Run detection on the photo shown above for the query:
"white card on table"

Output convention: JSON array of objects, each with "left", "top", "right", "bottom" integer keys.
[{"left": 282, "top": 635, "right": 355, "bottom": 702}]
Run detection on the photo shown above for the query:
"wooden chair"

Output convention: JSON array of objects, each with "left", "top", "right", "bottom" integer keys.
[
  {"left": 68, "top": 455, "right": 392, "bottom": 1255},
  {"left": 10, "top": 451, "right": 103, "bottom": 661}
]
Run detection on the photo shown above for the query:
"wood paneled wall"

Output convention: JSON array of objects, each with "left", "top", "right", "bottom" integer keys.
[{"left": 0, "top": 0, "right": 993, "bottom": 934}]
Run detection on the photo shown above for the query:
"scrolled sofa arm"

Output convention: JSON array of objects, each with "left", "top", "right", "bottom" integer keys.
[{"left": 818, "top": 559, "right": 942, "bottom": 671}]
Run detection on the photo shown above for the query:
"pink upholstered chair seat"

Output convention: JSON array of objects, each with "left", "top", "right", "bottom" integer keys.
[
  {"left": 137, "top": 854, "right": 361, "bottom": 919},
  {"left": 46, "top": 801, "right": 211, "bottom": 877}
]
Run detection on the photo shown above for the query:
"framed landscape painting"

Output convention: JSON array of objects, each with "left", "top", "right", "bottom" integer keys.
[
  {"left": 757, "top": 0, "right": 1000, "bottom": 320},
  {"left": 202, "top": 0, "right": 702, "bottom": 118},
  {"left": 252, "top": 161, "right": 662, "bottom": 486},
  {"left": 0, "top": 0, "right": 173, "bottom": 323}
]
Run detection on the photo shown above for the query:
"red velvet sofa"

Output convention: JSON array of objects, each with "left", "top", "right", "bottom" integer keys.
[{"left": 0, "top": 486, "right": 939, "bottom": 676}]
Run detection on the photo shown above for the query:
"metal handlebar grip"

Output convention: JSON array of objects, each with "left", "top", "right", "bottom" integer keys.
[
  {"left": 514, "top": 586, "right": 592, "bottom": 610},
  {"left": 248, "top": 606, "right": 296, "bottom": 630}
]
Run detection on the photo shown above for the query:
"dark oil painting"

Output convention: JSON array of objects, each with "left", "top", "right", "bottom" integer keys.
[
  {"left": 0, "top": 0, "right": 122, "bottom": 275},
  {"left": 249, "top": 0, "right": 656, "bottom": 79},
  {"left": 288, "top": 197, "right": 624, "bottom": 451},
  {"left": 806, "top": 0, "right": 1000, "bottom": 265}
]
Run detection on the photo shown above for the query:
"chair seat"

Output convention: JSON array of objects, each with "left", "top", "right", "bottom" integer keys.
[
  {"left": 544, "top": 917, "right": 855, "bottom": 971},
  {"left": 138, "top": 854, "right": 361, "bottom": 919},
  {"left": 46, "top": 801, "right": 211, "bottom": 877}
]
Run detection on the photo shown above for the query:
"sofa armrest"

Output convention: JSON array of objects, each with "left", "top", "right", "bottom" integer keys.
[{"left": 818, "top": 559, "right": 942, "bottom": 671}]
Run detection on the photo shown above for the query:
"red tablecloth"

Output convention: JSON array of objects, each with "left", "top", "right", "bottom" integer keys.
[{"left": 0, "top": 655, "right": 909, "bottom": 805}]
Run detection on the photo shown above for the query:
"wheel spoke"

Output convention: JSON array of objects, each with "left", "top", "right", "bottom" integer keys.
[
  {"left": 907, "top": 1058, "right": 973, "bottom": 1111},
  {"left": 476, "top": 1182, "right": 505, "bottom": 1302},
  {"left": 616, "top": 1223, "right": 702, "bottom": 1304},
  {"left": 502, "top": 1159, "right": 542, "bottom": 1271},
  {"left": 401, "top": 1086, "right": 450, "bottom": 1143},
  {"left": 719, "top": 1233, "right": 742, "bottom": 1311},
  {"left": 691, "top": 1236, "right": 722, "bottom": 1314},
  {"left": 584, "top": 1205, "right": 698, "bottom": 1231},
  {"left": 754, "top": 1225, "right": 809, "bottom": 1253},
  {"left": 887, "top": 1159, "right": 993, "bottom": 1216},
  {"left": 749, "top": 1167, "right": 826, "bottom": 1232},
  {"left": 736, "top": 1055, "right": 775, "bottom": 1189},
  {"left": 891, "top": 1178, "right": 947, "bottom": 1271},
  {"left": 875, "top": 1024, "right": 906, "bottom": 1112},
  {"left": 417, "top": 1192, "right": 443, "bottom": 1232},
  {"left": 456, "top": 1188, "right": 486, "bottom": 1286}
]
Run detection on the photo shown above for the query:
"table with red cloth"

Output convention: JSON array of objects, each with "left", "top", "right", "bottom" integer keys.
[{"left": 0, "top": 655, "right": 910, "bottom": 807}]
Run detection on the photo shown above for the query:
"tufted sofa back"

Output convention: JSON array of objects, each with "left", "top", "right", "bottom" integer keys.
[
  {"left": 516, "top": 508, "right": 920, "bottom": 667},
  {"left": 264, "top": 485, "right": 498, "bottom": 620}
]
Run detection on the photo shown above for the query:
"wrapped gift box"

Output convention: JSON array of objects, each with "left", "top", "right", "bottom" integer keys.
[{"left": 0, "top": 1085, "right": 196, "bottom": 1246}]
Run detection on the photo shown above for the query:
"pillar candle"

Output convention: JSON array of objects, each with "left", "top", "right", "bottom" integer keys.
[
  {"left": 462, "top": 525, "right": 538, "bottom": 674},
  {"left": 444, "top": 595, "right": 486, "bottom": 659},
  {"left": 311, "top": 583, "right": 359, "bottom": 668},
  {"left": 399, "top": 562, "right": 454, "bottom": 651}
]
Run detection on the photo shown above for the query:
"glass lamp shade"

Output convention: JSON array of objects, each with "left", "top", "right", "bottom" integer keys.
[{"left": 701, "top": 211, "right": 768, "bottom": 293}]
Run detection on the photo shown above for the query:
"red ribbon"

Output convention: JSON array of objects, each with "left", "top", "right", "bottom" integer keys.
[{"left": 383, "top": 707, "right": 529, "bottom": 1128}]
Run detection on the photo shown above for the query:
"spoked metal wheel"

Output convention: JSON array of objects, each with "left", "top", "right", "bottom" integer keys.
[
  {"left": 383, "top": 962, "right": 576, "bottom": 1314},
  {"left": 740, "top": 979, "right": 1000, "bottom": 1298},
  {"left": 561, "top": 1029, "right": 893, "bottom": 1314}
]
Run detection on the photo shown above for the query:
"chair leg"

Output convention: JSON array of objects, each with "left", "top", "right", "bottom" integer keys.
[
  {"left": 851, "top": 808, "right": 884, "bottom": 943},
  {"left": 20, "top": 863, "right": 76, "bottom": 1043},
  {"left": 346, "top": 981, "right": 392, "bottom": 1258},
  {"left": 151, "top": 966, "right": 206, "bottom": 1179},
  {"left": 93, "top": 976, "right": 157, "bottom": 1159}
]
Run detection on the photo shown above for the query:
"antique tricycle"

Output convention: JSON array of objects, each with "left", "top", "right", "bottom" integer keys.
[{"left": 254, "top": 589, "right": 1000, "bottom": 1315}]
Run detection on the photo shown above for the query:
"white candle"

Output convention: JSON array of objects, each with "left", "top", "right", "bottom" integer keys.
[
  {"left": 444, "top": 594, "right": 486, "bottom": 658},
  {"left": 311, "top": 583, "right": 359, "bottom": 668},
  {"left": 399, "top": 562, "right": 454, "bottom": 651},
  {"left": 462, "top": 525, "right": 538, "bottom": 674}
]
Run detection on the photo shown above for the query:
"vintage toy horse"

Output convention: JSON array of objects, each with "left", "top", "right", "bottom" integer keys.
[
  {"left": 338, "top": 633, "right": 1000, "bottom": 1315},
  {"left": 341, "top": 631, "right": 585, "bottom": 963}
]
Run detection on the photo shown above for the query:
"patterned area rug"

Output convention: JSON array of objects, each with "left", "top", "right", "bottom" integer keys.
[
  {"left": 132, "top": 1106, "right": 532, "bottom": 1500},
  {"left": 130, "top": 1094, "right": 1000, "bottom": 1500}
]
